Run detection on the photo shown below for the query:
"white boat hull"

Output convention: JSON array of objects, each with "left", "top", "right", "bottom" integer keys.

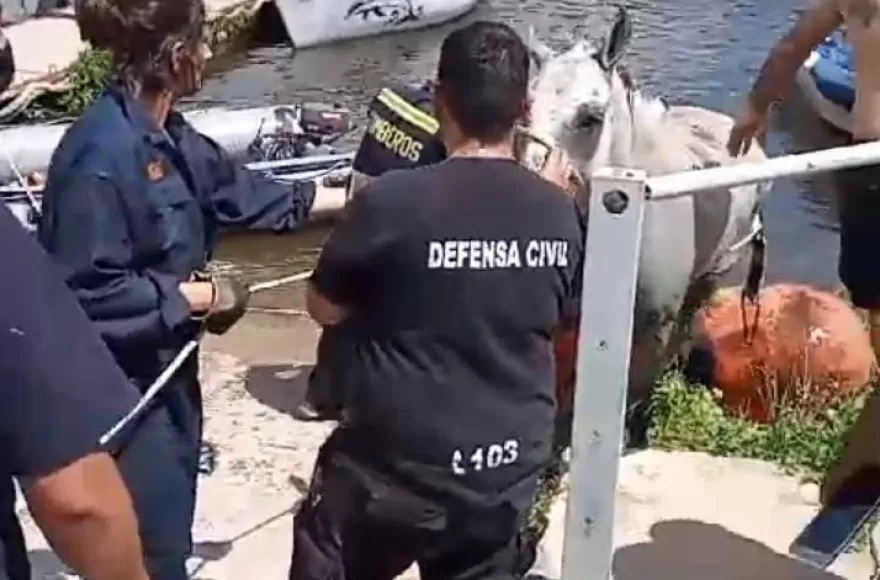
[
  {"left": 273, "top": 0, "right": 478, "bottom": 49},
  {"left": 3, "top": 180, "right": 348, "bottom": 233},
  {"left": 795, "top": 51, "right": 852, "bottom": 134},
  {"left": 0, "top": 104, "right": 309, "bottom": 184}
]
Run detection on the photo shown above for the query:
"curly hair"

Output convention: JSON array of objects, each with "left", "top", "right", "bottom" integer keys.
[{"left": 74, "top": 0, "right": 205, "bottom": 93}]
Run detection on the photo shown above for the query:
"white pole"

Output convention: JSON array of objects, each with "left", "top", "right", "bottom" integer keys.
[
  {"left": 648, "top": 139, "right": 880, "bottom": 199},
  {"left": 561, "top": 168, "right": 649, "bottom": 580}
]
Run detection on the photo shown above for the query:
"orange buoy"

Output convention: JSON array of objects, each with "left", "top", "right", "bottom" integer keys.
[{"left": 689, "top": 284, "right": 873, "bottom": 423}]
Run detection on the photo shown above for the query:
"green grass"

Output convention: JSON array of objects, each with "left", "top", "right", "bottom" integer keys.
[
  {"left": 647, "top": 371, "right": 865, "bottom": 480},
  {"left": 525, "top": 371, "right": 868, "bottom": 544},
  {"left": 33, "top": 48, "right": 113, "bottom": 120}
]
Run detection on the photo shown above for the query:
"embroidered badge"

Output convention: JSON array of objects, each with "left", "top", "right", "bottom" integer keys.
[{"left": 146, "top": 159, "right": 165, "bottom": 181}]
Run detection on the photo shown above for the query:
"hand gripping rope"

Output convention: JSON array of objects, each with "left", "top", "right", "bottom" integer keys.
[{"left": 97, "top": 270, "right": 315, "bottom": 446}]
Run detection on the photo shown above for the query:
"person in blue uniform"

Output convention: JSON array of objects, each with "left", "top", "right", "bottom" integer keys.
[
  {"left": 289, "top": 21, "right": 582, "bottom": 579},
  {"left": 0, "top": 203, "right": 150, "bottom": 580},
  {"left": 37, "top": 0, "right": 317, "bottom": 577}
]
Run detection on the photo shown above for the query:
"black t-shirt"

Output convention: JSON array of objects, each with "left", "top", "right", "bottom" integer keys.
[
  {"left": 0, "top": 204, "right": 138, "bottom": 480},
  {"left": 311, "top": 157, "right": 584, "bottom": 506},
  {"left": 351, "top": 83, "right": 447, "bottom": 179}
]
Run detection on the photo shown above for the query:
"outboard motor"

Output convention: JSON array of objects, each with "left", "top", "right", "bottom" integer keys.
[{"left": 247, "top": 102, "right": 353, "bottom": 162}]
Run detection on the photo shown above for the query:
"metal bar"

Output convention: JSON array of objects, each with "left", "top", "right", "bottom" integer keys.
[
  {"left": 561, "top": 168, "right": 649, "bottom": 580},
  {"left": 243, "top": 152, "right": 354, "bottom": 172},
  {"left": 648, "top": 139, "right": 880, "bottom": 200}
]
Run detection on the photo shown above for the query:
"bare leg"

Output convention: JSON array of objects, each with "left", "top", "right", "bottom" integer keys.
[
  {"left": 868, "top": 310, "right": 880, "bottom": 368},
  {"left": 820, "top": 309, "right": 880, "bottom": 505}
]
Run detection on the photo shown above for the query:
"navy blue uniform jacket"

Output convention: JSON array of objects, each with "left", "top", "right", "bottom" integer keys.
[
  {"left": 37, "top": 87, "right": 316, "bottom": 382},
  {"left": 0, "top": 202, "right": 140, "bottom": 580}
]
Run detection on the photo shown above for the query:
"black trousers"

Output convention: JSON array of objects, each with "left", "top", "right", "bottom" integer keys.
[
  {"left": 0, "top": 479, "right": 28, "bottom": 580},
  {"left": 289, "top": 432, "right": 536, "bottom": 580},
  {"left": 837, "top": 153, "right": 880, "bottom": 310}
]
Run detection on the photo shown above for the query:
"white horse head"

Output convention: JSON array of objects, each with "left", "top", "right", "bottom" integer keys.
[{"left": 527, "top": 7, "right": 668, "bottom": 177}]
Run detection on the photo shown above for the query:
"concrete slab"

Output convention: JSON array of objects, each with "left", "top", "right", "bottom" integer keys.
[
  {"left": 1, "top": 0, "right": 264, "bottom": 100},
  {"left": 15, "top": 312, "right": 874, "bottom": 579},
  {"left": 529, "top": 450, "right": 876, "bottom": 580}
]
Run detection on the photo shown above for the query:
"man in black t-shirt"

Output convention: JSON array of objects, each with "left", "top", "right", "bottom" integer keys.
[
  {"left": 0, "top": 204, "right": 149, "bottom": 580},
  {"left": 295, "top": 81, "right": 448, "bottom": 422},
  {"left": 288, "top": 21, "right": 583, "bottom": 580}
]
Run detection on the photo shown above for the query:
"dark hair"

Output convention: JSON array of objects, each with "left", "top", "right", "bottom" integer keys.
[
  {"left": 75, "top": 0, "right": 205, "bottom": 93},
  {"left": 437, "top": 21, "right": 529, "bottom": 143}
]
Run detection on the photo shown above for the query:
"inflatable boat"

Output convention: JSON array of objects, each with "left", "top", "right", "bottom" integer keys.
[
  {"left": 1, "top": 102, "right": 357, "bottom": 231},
  {"left": 0, "top": 101, "right": 353, "bottom": 182},
  {"left": 795, "top": 33, "right": 853, "bottom": 134},
  {"left": 273, "top": 0, "right": 479, "bottom": 49}
]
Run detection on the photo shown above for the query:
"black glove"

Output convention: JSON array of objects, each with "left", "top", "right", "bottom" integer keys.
[{"left": 205, "top": 276, "right": 250, "bottom": 335}]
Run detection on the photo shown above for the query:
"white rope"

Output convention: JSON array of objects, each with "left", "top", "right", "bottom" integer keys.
[
  {"left": 98, "top": 269, "right": 314, "bottom": 446},
  {"left": 0, "top": 81, "right": 62, "bottom": 123},
  {"left": 3, "top": 151, "right": 41, "bottom": 215}
]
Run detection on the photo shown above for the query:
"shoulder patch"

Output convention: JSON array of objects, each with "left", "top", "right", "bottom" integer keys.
[{"left": 146, "top": 159, "right": 165, "bottom": 182}]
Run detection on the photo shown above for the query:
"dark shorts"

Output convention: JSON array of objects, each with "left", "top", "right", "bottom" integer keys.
[
  {"left": 0, "top": 480, "right": 28, "bottom": 580},
  {"left": 288, "top": 433, "right": 535, "bottom": 580},
  {"left": 837, "top": 157, "right": 880, "bottom": 309}
]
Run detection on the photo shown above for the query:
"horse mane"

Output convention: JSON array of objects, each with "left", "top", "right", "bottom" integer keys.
[
  {"left": 608, "top": 68, "right": 747, "bottom": 177},
  {"left": 605, "top": 64, "right": 722, "bottom": 175}
]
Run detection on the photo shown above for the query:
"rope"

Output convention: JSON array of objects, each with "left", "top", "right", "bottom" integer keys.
[
  {"left": 98, "top": 269, "right": 314, "bottom": 446},
  {"left": 3, "top": 150, "right": 41, "bottom": 215},
  {"left": 870, "top": 522, "right": 880, "bottom": 579},
  {"left": 0, "top": 80, "right": 65, "bottom": 123}
]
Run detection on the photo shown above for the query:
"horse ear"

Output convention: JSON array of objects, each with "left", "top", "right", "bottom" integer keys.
[
  {"left": 598, "top": 6, "right": 633, "bottom": 70},
  {"left": 527, "top": 26, "right": 552, "bottom": 71}
]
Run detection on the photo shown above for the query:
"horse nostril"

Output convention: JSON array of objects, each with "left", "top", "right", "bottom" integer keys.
[{"left": 574, "top": 103, "right": 604, "bottom": 130}]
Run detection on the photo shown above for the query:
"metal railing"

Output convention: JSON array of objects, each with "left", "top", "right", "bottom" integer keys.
[{"left": 561, "top": 139, "right": 880, "bottom": 580}]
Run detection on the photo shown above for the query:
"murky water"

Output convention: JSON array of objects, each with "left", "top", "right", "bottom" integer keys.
[{"left": 197, "top": 0, "right": 850, "bottom": 309}]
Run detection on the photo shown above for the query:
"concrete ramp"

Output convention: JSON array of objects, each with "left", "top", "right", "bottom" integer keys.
[{"left": 529, "top": 450, "right": 875, "bottom": 580}]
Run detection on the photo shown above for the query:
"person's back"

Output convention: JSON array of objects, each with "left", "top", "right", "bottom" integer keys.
[
  {"left": 290, "top": 20, "right": 581, "bottom": 580},
  {"left": 336, "top": 158, "right": 582, "bottom": 503},
  {"left": 840, "top": 0, "right": 880, "bottom": 138}
]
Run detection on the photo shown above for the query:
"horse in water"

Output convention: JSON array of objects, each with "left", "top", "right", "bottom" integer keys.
[{"left": 527, "top": 7, "right": 772, "bottom": 446}]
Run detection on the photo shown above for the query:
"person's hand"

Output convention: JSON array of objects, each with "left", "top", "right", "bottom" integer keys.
[
  {"left": 540, "top": 148, "right": 581, "bottom": 195},
  {"left": 727, "top": 101, "right": 769, "bottom": 157},
  {"left": 205, "top": 276, "right": 250, "bottom": 335}
]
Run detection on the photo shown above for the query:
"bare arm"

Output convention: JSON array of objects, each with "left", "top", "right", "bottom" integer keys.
[
  {"left": 749, "top": 0, "right": 844, "bottom": 111},
  {"left": 23, "top": 453, "right": 149, "bottom": 580}
]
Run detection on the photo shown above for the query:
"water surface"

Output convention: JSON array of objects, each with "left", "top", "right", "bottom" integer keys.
[{"left": 196, "top": 0, "right": 850, "bottom": 309}]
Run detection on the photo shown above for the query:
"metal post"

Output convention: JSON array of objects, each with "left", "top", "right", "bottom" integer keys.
[{"left": 560, "top": 168, "right": 649, "bottom": 580}]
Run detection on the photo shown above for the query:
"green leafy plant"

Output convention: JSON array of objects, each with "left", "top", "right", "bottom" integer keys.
[
  {"left": 31, "top": 5, "right": 259, "bottom": 118},
  {"left": 648, "top": 371, "right": 864, "bottom": 479},
  {"left": 50, "top": 48, "right": 113, "bottom": 117}
]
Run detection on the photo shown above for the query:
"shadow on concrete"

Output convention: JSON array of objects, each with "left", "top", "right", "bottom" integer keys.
[
  {"left": 188, "top": 501, "right": 302, "bottom": 579},
  {"left": 613, "top": 520, "right": 846, "bottom": 580},
  {"left": 245, "top": 363, "right": 313, "bottom": 416}
]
